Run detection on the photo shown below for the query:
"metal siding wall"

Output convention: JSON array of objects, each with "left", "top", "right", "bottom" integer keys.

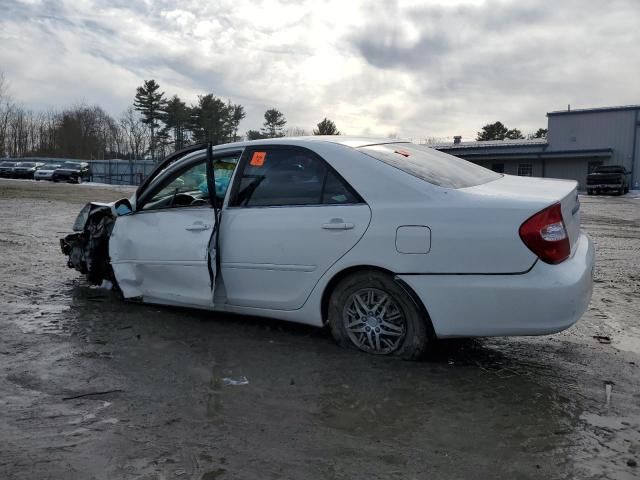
[
  {"left": 544, "top": 158, "right": 589, "bottom": 190},
  {"left": 548, "top": 110, "right": 636, "bottom": 170},
  {"left": 6, "top": 157, "right": 156, "bottom": 185}
]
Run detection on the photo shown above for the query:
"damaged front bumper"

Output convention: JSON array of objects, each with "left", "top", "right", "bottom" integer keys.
[{"left": 60, "top": 200, "right": 131, "bottom": 285}]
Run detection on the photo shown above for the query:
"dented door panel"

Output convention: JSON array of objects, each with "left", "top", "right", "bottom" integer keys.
[{"left": 109, "top": 207, "right": 215, "bottom": 307}]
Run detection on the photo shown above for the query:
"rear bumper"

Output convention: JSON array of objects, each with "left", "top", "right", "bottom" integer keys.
[
  {"left": 52, "top": 173, "right": 75, "bottom": 182},
  {"left": 587, "top": 184, "right": 621, "bottom": 189},
  {"left": 398, "top": 233, "right": 595, "bottom": 338}
]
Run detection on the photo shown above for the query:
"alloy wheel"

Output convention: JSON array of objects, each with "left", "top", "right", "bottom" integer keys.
[{"left": 342, "top": 288, "right": 406, "bottom": 354}]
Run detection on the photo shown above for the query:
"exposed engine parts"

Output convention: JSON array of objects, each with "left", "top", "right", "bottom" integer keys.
[{"left": 60, "top": 206, "right": 115, "bottom": 285}]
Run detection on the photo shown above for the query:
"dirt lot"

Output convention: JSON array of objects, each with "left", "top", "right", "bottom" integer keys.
[{"left": 0, "top": 179, "right": 639, "bottom": 480}]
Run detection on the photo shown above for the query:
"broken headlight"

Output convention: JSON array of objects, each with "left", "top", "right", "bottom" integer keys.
[{"left": 72, "top": 203, "right": 92, "bottom": 232}]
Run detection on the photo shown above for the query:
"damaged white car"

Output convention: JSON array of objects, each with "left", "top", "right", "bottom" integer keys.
[{"left": 61, "top": 137, "right": 595, "bottom": 358}]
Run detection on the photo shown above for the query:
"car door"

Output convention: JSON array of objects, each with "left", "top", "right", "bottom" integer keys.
[
  {"left": 219, "top": 145, "right": 371, "bottom": 310},
  {"left": 109, "top": 152, "right": 240, "bottom": 308}
]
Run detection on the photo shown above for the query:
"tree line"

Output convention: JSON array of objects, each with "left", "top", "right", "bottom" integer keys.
[
  {"left": 0, "top": 71, "right": 549, "bottom": 160},
  {"left": 476, "top": 121, "right": 547, "bottom": 141},
  {"left": 0, "top": 73, "right": 341, "bottom": 161}
]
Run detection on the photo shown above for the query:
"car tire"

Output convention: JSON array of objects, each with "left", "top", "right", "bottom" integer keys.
[
  {"left": 328, "top": 270, "right": 430, "bottom": 360},
  {"left": 587, "top": 189, "right": 593, "bottom": 195}
]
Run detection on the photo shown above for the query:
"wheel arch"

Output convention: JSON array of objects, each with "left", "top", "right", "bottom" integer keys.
[{"left": 320, "top": 265, "right": 437, "bottom": 339}]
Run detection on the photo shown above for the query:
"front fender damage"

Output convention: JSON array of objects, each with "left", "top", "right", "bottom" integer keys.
[{"left": 60, "top": 203, "right": 121, "bottom": 286}]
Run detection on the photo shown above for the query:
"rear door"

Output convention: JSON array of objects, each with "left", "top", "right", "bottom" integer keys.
[{"left": 219, "top": 146, "right": 371, "bottom": 310}]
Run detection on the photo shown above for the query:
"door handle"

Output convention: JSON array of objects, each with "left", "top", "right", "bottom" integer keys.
[
  {"left": 185, "top": 223, "right": 212, "bottom": 231},
  {"left": 322, "top": 221, "right": 355, "bottom": 230}
]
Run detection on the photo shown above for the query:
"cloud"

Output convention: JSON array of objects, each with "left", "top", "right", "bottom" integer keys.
[{"left": 0, "top": 0, "right": 639, "bottom": 140}]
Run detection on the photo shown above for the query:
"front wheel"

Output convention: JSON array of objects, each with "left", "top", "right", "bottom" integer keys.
[{"left": 328, "top": 270, "right": 430, "bottom": 359}]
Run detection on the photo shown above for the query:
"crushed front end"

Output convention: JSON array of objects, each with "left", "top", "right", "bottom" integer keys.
[{"left": 60, "top": 203, "right": 118, "bottom": 285}]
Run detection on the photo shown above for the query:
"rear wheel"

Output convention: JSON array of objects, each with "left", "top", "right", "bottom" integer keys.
[
  {"left": 328, "top": 270, "right": 429, "bottom": 359},
  {"left": 587, "top": 189, "right": 593, "bottom": 195}
]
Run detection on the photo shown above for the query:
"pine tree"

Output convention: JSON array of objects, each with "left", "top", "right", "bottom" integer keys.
[
  {"left": 133, "top": 80, "right": 167, "bottom": 160},
  {"left": 190, "top": 94, "right": 231, "bottom": 145},
  {"left": 532, "top": 128, "right": 548, "bottom": 139},
  {"left": 161, "top": 95, "right": 190, "bottom": 151},
  {"left": 261, "top": 108, "right": 286, "bottom": 138},
  {"left": 246, "top": 129, "right": 266, "bottom": 140},
  {"left": 505, "top": 128, "right": 524, "bottom": 140},
  {"left": 228, "top": 104, "right": 246, "bottom": 141},
  {"left": 313, "top": 118, "right": 340, "bottom": 135},
  {"left": 477, "top": 121, "right": 509, "bottom": 141}
]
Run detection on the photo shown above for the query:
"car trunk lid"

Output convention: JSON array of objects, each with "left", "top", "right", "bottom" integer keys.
[{"left": 462, "top": 174, "right": 580, "bottom": 257}]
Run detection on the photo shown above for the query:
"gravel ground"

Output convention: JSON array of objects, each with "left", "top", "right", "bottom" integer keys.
[{"left": 0, "top": 178, "right": 639, "bottom": 480}]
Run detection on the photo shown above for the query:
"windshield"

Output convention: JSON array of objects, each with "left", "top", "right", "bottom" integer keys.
[
  {"left": 359, "top": 143, "right": 502, "bottom": 189},
  {"left": 43, "top": 164, "right": 60, "bottom": 170},
  {"left": 1, "top": 162, "right": 16, "bottom": 167},
  {"left": 594, "top": 166, "right": 624, "bottom": 173},
  {"left": 19, "top": 162, "right": 36, "bottom": 167}
]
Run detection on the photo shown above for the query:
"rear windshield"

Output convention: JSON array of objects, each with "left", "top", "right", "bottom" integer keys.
[
  {"left": 594, "top": 166, "right": 624, "bottom": 173},
  {"left": 1, "top": 162, "right": 16, "bottom": 167},
  {"left": 19, "top": 162, "right": 36, "bottom": 167},
  {"left": 359, "top": 143, "right": 502, "bottom": 189}
]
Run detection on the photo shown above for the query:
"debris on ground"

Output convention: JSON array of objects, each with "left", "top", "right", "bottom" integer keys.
[
  {"left": 222, "top": 376, "right": 249, "bottom": 386},
  {"left": 593, "top": 335, "right": 612, "bottom": 344},
  {"left": 62, "top": 389, "right": 124, "bottom": 400}
]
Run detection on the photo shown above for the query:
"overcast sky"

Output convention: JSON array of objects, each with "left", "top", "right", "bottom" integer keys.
[{"left": 1, "top": 0, "right": 639, "bottom": 140}]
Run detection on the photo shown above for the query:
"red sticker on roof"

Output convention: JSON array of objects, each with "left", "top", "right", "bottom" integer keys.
[
  {"left": 394, "top": 149, "right": 410, "bottom": 157},
  {"left": 250, "top": 151, "right": 266, "bottom": 166}
]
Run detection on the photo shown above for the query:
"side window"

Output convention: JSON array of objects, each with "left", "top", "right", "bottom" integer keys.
[
  {"left": 322, "top": 170, "right": 359, "bottom": 204},
  {"left": 142, "top": 161, "right": 210, "bottom": 211},
  {"left": 230, "top": 148, "right": 360, "bottom": 207},
  {"left": 213, "top": 154, "right": 240, "bottom": 202}
]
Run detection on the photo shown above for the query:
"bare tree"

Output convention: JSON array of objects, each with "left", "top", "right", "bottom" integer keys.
[
  {"left": 120, "top": 107, "right": 149, "bottom": 160},
  {"left": 285, "top": 126, "right": 310, "bottom": 137},
  {"left": 0, "top": 72, "right": 14, "bottom": 157}
]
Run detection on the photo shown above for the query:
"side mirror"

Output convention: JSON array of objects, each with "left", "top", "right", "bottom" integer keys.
[{"left": 114, "top": 198, "right": 133, "bottom": 216}]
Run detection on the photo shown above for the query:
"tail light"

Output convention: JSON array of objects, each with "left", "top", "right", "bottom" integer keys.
[{"left": 519, "top": 203, "right": 570, "bottom": 264}]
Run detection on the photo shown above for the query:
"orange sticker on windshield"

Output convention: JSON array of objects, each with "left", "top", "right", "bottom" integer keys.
[{"left": 250, "top": 151, "right": 266, "bottom": 166}]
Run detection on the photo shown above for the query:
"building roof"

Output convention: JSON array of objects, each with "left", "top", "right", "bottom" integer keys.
[
  {"left": 432, "top": 138, "right": 547, "bottom": 150},
  {"left": 547, "top": 104, "right": 640, "bottom": 116}
]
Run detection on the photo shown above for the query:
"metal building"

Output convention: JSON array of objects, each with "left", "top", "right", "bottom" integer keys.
[{"left": 433, "top": 105, "right": 640, "bottom": 191}]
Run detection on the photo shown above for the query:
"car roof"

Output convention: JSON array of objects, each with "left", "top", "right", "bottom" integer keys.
[{"left": 213, "top": 136, "right": 411, "bottom": 151}]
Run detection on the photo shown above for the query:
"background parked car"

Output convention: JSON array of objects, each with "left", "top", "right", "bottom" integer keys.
[
  {"left": 34, "top": 164, "right": 62, "bottom": 181},
  {"left": 586, "top": 165, "right": 630, "bottom": 195},
  {"left": 52, "top": 161, "right": 92, "bottom": 183},
  {"left": 0, "top": 161, "right": 18, "bottom": 178},
  {"left": 12, "top": 162, "right": 46, "bottom": 179}
]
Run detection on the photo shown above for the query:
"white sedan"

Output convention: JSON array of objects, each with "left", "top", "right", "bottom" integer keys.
[
  {"left": 34, "top": 163, "right": 62, "bottom": 181},
  {"left": 60, "top": 137, "right": 595, "bottom": 358}
]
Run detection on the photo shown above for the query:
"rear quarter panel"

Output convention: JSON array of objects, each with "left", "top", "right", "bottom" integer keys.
[{"left": 314, "top": 143, "right": 539, "bottom": 274}]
